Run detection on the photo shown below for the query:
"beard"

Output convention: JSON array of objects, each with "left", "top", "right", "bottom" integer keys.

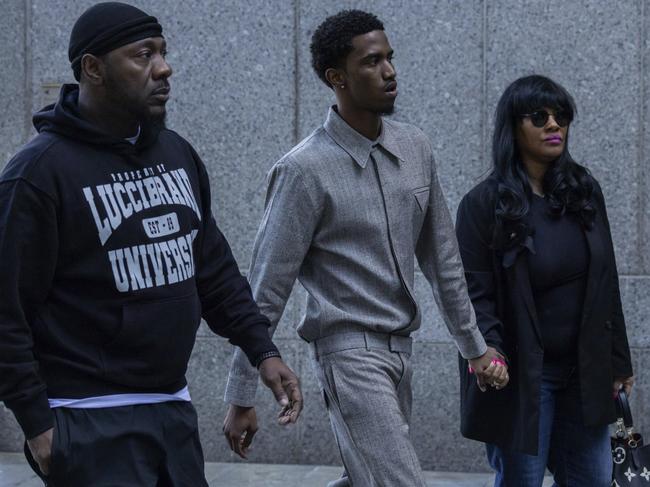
[
  {"left": 103, "top": 68, "right": 168, "bottom": 131},
  {"left": 379, "top": 105, "right": 395, "bottom": 116},
  {"left": 368, "top": 96, "right": 396, "bottom": 116},
  {"left": 143, "top": 114, "right": 167, "bottom": 133}
]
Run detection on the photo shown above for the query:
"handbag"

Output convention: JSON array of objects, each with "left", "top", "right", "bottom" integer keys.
[{"left": 611, "top": 390, "right": 650, "bottom": 486}]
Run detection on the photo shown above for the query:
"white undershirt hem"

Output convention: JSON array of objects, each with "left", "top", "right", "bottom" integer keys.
[{"left": 48, "top": 386, "right": 191, "bottom": 409}]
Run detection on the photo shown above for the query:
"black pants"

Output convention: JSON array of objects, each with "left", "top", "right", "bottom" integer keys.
[{"left": 25, "top": 402, "right": 209, "bottom": 487}]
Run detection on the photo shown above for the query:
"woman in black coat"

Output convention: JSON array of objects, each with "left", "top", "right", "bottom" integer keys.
[{"left": 456, "top": 75, "right": 634, "bottom": 487}]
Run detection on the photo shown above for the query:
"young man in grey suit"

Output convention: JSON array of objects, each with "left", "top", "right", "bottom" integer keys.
[{"left": 223, "top": 10, "right": 508, "bottom": 486}]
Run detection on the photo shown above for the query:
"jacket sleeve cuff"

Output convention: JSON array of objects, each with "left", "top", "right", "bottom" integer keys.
[
  {"left": 456, "top": 327, "right": 488, "bottom": 360},
  {"left": 224, "top": 372, "right": 260, "bottom": 407},
  {"left": 612, "top": 361, "right": 634, "bottom": 379},
  {"left": 255, "top": 350, "right": 282, "bottom": 368},
  {"left": 7, "top": 390, "right": 53, "bottom": 440},
  {"left": 235, "top": 322, "right": 280, "bottom": 367}
]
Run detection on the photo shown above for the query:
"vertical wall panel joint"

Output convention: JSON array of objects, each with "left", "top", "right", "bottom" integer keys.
[
  {"left": 481, "top": 0, "right": 488, "bottom": 169},
  {"left": 23, "top": 0, "right": 33, "bottom": 143},
  {"left": 639, "top": 0, "right": 647, "bottom": 273},
  {"left": 293, "top": 0, "right": 300, "bottom": 145}
]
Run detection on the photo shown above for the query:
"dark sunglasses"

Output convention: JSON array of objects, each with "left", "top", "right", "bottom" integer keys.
[{"left": 520, "top": 109, "right": 571, "bottom": 128}]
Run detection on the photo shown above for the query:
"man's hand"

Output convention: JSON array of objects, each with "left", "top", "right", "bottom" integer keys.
[
  {"left": 26, "top": 428, "right": 53, "bottom": 475},
  {"left": 258, "top": 357, "right": 302, "bottom": 425},
  {"left": 223, "top": 405, "right": 257, "bottom": 459},
  {"left": 468, "top": 346, "right": 509, "bottom": 392},
  {"left": 613, "top": 376, "right": 634, "bottom": 398}
]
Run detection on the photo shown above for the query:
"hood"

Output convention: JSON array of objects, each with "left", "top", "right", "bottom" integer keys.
[{"left": 33, "top": 84, "right": 160, "bottom": 155}]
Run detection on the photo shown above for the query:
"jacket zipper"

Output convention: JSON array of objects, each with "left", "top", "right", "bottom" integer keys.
[{"left": 370, "top": 152, "right": 418, "bottom": 334}]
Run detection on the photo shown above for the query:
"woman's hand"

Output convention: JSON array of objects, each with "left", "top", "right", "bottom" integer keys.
[
  {"left": 483, "top": 357, "right": 509, "bottom": 391},
  {"left": 468, "top": 347, "right": 509, "bottom": 391},
  {"left": 613, "top": 376, "right": 634, "bottom": 398}
]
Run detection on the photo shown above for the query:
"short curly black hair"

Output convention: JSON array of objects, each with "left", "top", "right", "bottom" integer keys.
[{"left": 310, "top": 10, "right": 384, "bottom": 88}]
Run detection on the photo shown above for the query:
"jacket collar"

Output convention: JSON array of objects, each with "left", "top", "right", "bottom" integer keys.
[{"left": 323, "top": 106, "right": 404, "bottom": 168}]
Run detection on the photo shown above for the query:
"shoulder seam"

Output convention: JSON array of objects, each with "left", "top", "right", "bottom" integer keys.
[
  {"left": 277, "top": 157, "right": 320, "bottom": 213},
  {"left": 282, "top": 127, "right": 325, "bottom": 161},
  {"left": 6, "top": 135, "right": 63, "bottom": 178},
  {"left": 0, "top": 177, "right": 58, "bottom": 206}
]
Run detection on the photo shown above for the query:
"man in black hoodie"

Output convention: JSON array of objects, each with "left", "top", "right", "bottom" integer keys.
[{"left": 0, "top": 2, "right": 302, "bottom": 485}]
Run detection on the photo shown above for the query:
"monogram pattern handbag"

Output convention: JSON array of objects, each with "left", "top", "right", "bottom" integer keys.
[{"left": 611, "top": 390, "right": 650, "bottom": 486}]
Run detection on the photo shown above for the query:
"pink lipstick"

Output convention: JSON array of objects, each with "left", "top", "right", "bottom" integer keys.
[{"left": 544, "top": 135, "right": 562, "bottom": 145}]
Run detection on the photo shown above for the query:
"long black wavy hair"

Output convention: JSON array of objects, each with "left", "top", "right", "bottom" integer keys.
[{"left": 490, "top": 75, "right": 595, "bottom": 249}]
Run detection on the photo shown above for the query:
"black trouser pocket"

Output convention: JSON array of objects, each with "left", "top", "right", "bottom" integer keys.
[
  {"left": 24, "top": 440, "right": 46, "bottom": 483},
  {"left": 23, "top": 422, "right": 62, "bottom": 487}
]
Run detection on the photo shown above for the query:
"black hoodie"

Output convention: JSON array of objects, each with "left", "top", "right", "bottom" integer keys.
[{"left": 0, "top": 85, "right": 278, "bottom": 439}]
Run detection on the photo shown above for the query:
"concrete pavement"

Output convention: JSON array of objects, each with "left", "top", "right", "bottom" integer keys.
[{"left": 0, "top": 452, "right": 556, "bottom": 486}]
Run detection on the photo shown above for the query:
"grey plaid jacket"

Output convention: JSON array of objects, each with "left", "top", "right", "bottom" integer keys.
[{"left": 224, "top": 108, "right": 486, "bottom": 406}]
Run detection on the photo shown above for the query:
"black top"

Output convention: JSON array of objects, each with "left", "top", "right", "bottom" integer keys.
[
  {"left": 527, "top": 194, "right": 589, "bottom": 364},
  {"left": 0, "top": 84, "right": 278, "bottom": 439}
]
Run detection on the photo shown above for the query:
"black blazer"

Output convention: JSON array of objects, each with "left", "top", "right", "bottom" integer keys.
[{"left": 455, "top": 176, "right": 633, "bottom": 455}]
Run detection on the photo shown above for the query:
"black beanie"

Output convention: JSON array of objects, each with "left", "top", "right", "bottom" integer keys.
[{"left": 69, "top": 2, "right": 163, "bottom": 81}]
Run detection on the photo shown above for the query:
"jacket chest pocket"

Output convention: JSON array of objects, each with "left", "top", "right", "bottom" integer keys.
[
  {"left": 412, "top": 186, "right": 430, "bottom": 240},
  {"left": 413, "top": 187, "right": 430, "bottom": 212}
]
